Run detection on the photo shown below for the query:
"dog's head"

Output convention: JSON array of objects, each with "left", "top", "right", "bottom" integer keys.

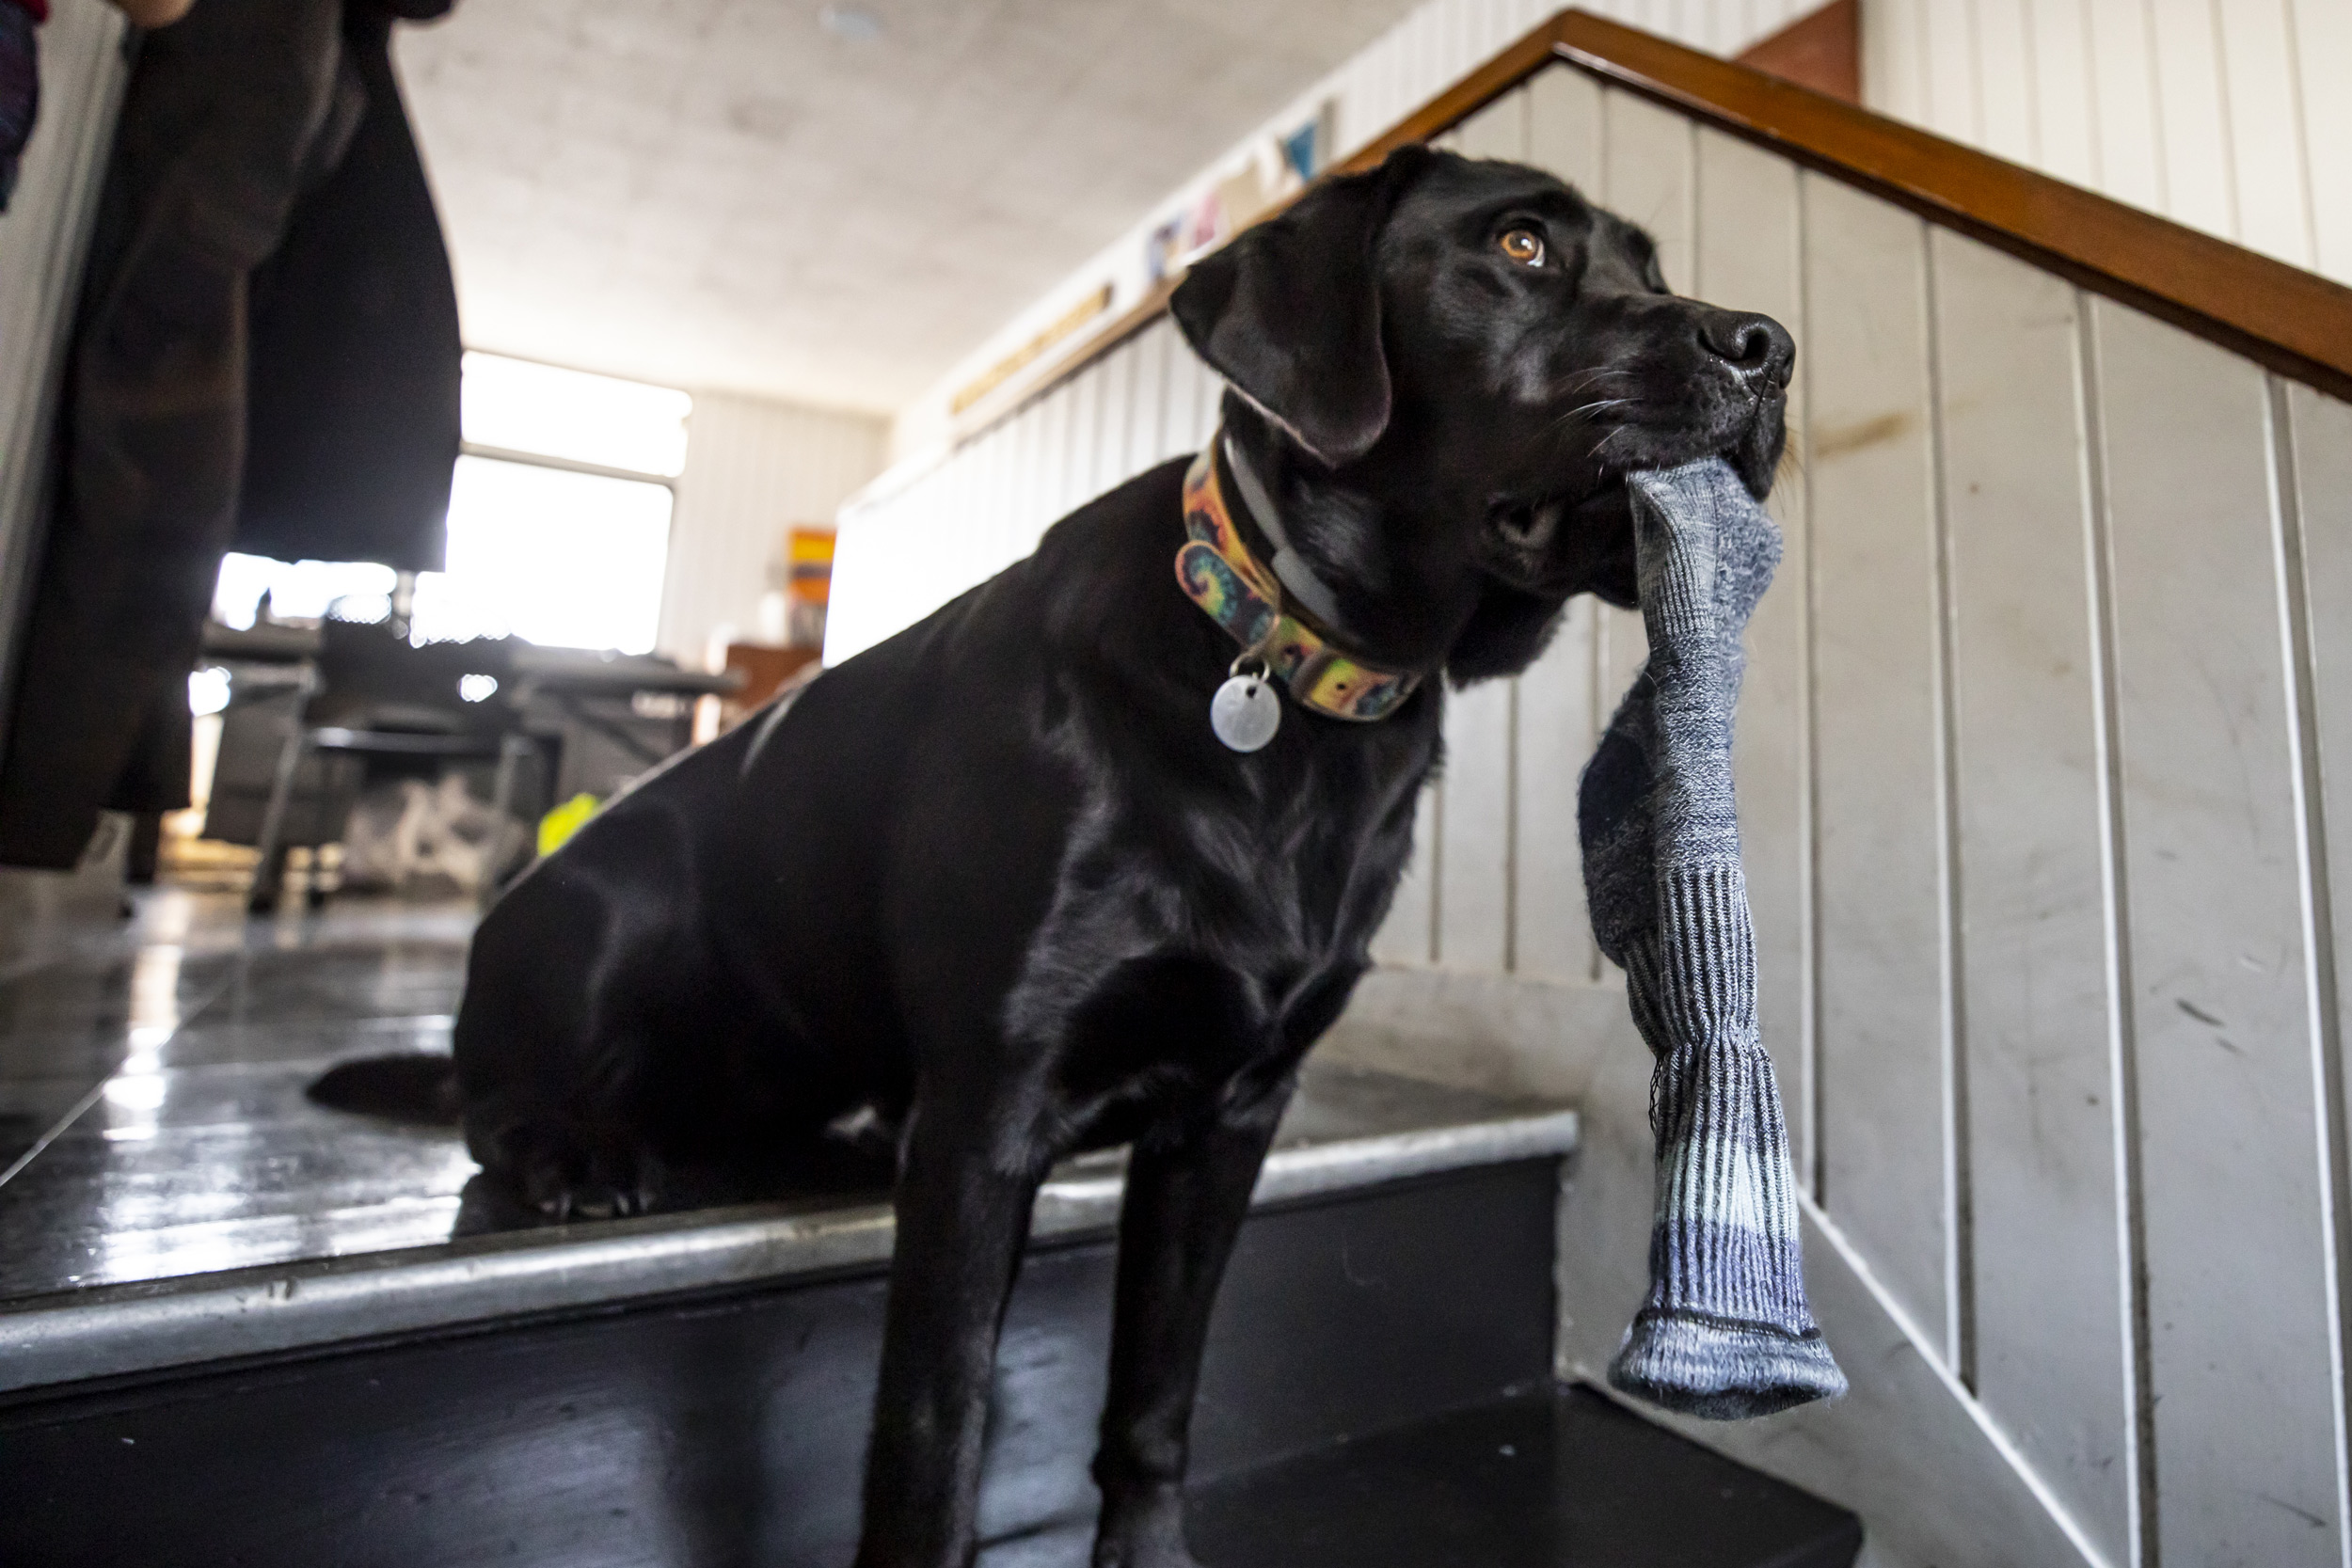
[{"left": 1171, "top": 145, "right": 1790, "bottom": 676}]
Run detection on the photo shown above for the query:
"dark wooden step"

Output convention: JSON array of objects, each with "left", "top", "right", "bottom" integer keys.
[
  {"left": 0, "top": 1161, "right": 1565, "bottom": 1567},
  {"left": 985, "top": 1386, "right": 1862, "bottom": 1568}
]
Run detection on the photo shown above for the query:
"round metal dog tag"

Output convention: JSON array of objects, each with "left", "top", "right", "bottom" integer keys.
[{"left": 1211, "top": 673, "right": 1280, "bottom": 752}]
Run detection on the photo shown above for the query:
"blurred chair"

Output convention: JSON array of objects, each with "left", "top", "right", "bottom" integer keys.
[{"left": 203, "top": 618, "right": 541, "bottom": 911}]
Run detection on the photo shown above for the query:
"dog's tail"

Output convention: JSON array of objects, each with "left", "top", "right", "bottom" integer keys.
[{"left": 306, "top": 1054, "right": 462, "bottom": 1125}]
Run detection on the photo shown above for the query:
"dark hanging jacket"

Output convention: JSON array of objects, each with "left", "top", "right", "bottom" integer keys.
[
  {"left": 0, "top": 0, "right": 458, "bottom": 871},
  {"left": 237, "top": 0, "right": 460, "bottom": 574}
]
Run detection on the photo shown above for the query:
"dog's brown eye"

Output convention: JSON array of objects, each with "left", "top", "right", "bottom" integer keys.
[{"left": 1498, "top": 229, "right": 1545, "bottom": 266}]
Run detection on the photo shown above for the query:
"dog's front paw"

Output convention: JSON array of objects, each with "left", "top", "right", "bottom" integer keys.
[
  {"left": 514, "top": 1126, "right": 662, "bottom": 1221},
  {"left": 1091, "top": 1488, "right": 1203, "bottom": 1568}
]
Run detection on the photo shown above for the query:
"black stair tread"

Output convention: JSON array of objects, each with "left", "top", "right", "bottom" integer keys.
[{"left": 979, "top": 1384, "right": 1862, "bottom": 1568}]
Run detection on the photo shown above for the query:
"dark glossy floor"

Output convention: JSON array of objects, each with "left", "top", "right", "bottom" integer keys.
[
  {"left": 0, "top": 889, "right": 481, "bottom": 1295},
  {"left": 0, "top": 887, "right": 1551, "bottom": 1303}
]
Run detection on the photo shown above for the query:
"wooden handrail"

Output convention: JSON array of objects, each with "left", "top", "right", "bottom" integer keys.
[{"left": 981, "top": 7, "right": 2352, "bottom": 431}]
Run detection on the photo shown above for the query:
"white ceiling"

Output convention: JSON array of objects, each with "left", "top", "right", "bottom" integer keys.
[{"left": 397, "top": 0, "right": 1425, "bottom": 416}]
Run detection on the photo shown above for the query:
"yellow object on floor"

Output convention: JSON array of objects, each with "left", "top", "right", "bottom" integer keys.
[{"left": 537, "top": 793, "right": 600, "bottom": 857}]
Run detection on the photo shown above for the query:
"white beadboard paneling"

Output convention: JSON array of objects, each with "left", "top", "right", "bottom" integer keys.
[
  {"left": 1866, "top": 0, "right": 2348, "bottom": 288},
  {"left": 1100, "top": 345, "right": 1134, "bottom": 489},
  {"left": 2092, "top": 297, "right": 2344, "bottom": 1567},
  {"left": 658, "top": 393, "right": 885, "bottom": 663},
  {"left": 1438, "top": 676, "right": 1514, "bottom": 971},
  {"left": 1527, "top": 64, "right": 1604, "bottom": 195},
  {"left": 1194, "top": 356, "right": 1224, "bottom": 454},
  {"left": 2299, "top": 0, "right": 2352, "bottom": 280},
  {"left": 1601, "top": 87, "right": 1696, "bottom": 293},
  {"left": 1127, "top": 325, "right": 1169, "bottom": 472},
  {"left": 1068, "top": 364, "right": 1102, "bottom": 514},
  {"left": 1009, "top": 399, "right": 1045, "bottom": 552},
  {"left": 1932, "top": 231, "right": 2131, "bottom": 1560},
  {"left": 2082, "top": 0, "right": 2169, "bottom": 214},
  {"left": 1922, "top": 0, "right": 1977, "bottom": 144},
  {"left": 1037, "top": 382, "right": 1073, "bottom": 527},
  {"left": 1165, "top": 341, "right": 1207, "bottom": 458},
  {"left": 1973, "top": 0, "right": 2039, "bottom": 166},
  {"left": 1695, "top": 125, "right": 1811, "bottom": 1178},
  {"left": 2029, "top": 0, "right": 2097, "bottom": 188},
  {"left": 1562, "top": 58, "right": 1661, "bottom": 947},
  {"left": 986, "top": 416, "right": 1022, "bottom": 564},
  {"left": 2132, "top": 0, "right": 2230, "bottom": 239},
  {"left": 1513, "top": 599, "right": 1598, "bottom": 984},
  {"left": 1868, "top": 0, "right": 1930, "bottom": 128},
  {"left": 1372, "top": 779, "right": 1442, "bottom": 966},
  {"left": 2220, "top": 0, "right": 2313, "bottom": 268},
  {"left": 1802, "top": 173, "right": 1950, "bottom": 1352},
  {"left": 1597, "top": 604, "right": 1649, "bottom": 766},
  {"left": 977, "top": 426, "right": 1013, "bottom": 571},
  {"left": 2282, "top": 378, "right": 2352, "bottom": 1568}
]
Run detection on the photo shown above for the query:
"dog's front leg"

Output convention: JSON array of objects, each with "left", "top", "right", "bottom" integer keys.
[
  {"left": 1090, "top": 1080, "right": 1295, "bottom": 1568},
  {"left": 854, "top": 1101, "right": 1046, "bottom": 1568}
]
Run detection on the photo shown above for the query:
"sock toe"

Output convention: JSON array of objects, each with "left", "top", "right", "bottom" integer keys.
[{"left": 1608, "top": 1310, "right": 1848, "bottom": 1420}]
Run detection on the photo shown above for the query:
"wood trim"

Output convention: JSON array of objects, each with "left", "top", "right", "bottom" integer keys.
[{"left": 988, "top": 5, "right": 2352, "bottom": 432}]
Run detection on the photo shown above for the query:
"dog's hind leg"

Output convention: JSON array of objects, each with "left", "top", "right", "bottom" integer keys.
[{"left": 1088, "top": 1074, "right": 1295, "bottom": 1568}]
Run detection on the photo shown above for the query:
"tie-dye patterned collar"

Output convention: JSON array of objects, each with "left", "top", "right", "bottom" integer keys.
[{"left": 1175, "top": 441, "right": 1421, "bottom": 723}]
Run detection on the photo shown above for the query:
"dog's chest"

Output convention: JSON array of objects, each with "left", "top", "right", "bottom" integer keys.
[{"left": 1033, "top": 733, "right": 1429, "bottom": 993}]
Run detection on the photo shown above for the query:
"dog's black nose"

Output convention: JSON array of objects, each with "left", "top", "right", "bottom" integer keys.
[{"left": 1698, "top": 310, "right": 1795, "bottom": 390}]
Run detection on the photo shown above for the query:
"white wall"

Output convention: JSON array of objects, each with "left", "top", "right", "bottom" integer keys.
[
  {"left": 0, "top": 0, "right": 127, "bottom": 756},
  {"left": 1865, "top": 0, "right": 2352, "bottom": 287},
  {"left": 656, "top": 392, "right": 885, "bottom": 667}
]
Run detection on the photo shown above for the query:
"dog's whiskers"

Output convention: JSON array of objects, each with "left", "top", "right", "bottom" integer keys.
[
  {"left": 1549, "top": 396, "right": 1638, "bottom": 438},
  {"left": 1555, "top": 367, "right": 1635, "bottom": 397}
]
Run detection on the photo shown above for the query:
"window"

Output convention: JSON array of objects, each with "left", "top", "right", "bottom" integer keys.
[
  {"left": 409, "top": 455, "right": 674, "bottom": 652},
  {"left": 209, "top": 353, "right": 691, "bottom": 656}
]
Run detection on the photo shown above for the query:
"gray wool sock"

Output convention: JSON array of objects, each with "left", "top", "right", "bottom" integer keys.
[{"left": 1578, "top": 456, "right": 1846, "bottom": 1420}]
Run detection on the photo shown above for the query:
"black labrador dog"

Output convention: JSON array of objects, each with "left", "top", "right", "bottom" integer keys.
[{"left": 320, "top": 144, "right": 1790, "bottom": 1568}]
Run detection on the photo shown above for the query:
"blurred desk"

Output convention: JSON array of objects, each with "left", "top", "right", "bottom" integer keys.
[{"left": 504, "top": 649, "right": 739, "bottom": 801}]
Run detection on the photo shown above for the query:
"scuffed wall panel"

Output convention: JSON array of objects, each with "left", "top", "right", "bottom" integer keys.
[
  {"left": 2090, "top": 300, "right": 2344, "bottom": 1568},
  {"left": 1931, "top": 230, "right": 2131, "bottom": 1562},
  {"left": 1801, "top": 172, "right": 1951, "bottom": 1370}
]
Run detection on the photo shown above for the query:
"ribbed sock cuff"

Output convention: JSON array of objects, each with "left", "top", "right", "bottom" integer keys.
[
  {"left": 1613, "top": 965, "right": 1846, "bottom": 1419},
  {"left": 1610, "top": 1308, "right": 1848, "bottom": 1419}
]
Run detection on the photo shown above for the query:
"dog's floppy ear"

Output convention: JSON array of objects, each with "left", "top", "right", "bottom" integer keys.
[{"left": 1170, "top": 149, "right": 1424, "bottom": 467}]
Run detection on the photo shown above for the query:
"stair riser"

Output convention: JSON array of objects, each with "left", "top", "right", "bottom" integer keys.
[{"left": 0, "top": 1160, "right": 1559, "bottom": 1567}]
